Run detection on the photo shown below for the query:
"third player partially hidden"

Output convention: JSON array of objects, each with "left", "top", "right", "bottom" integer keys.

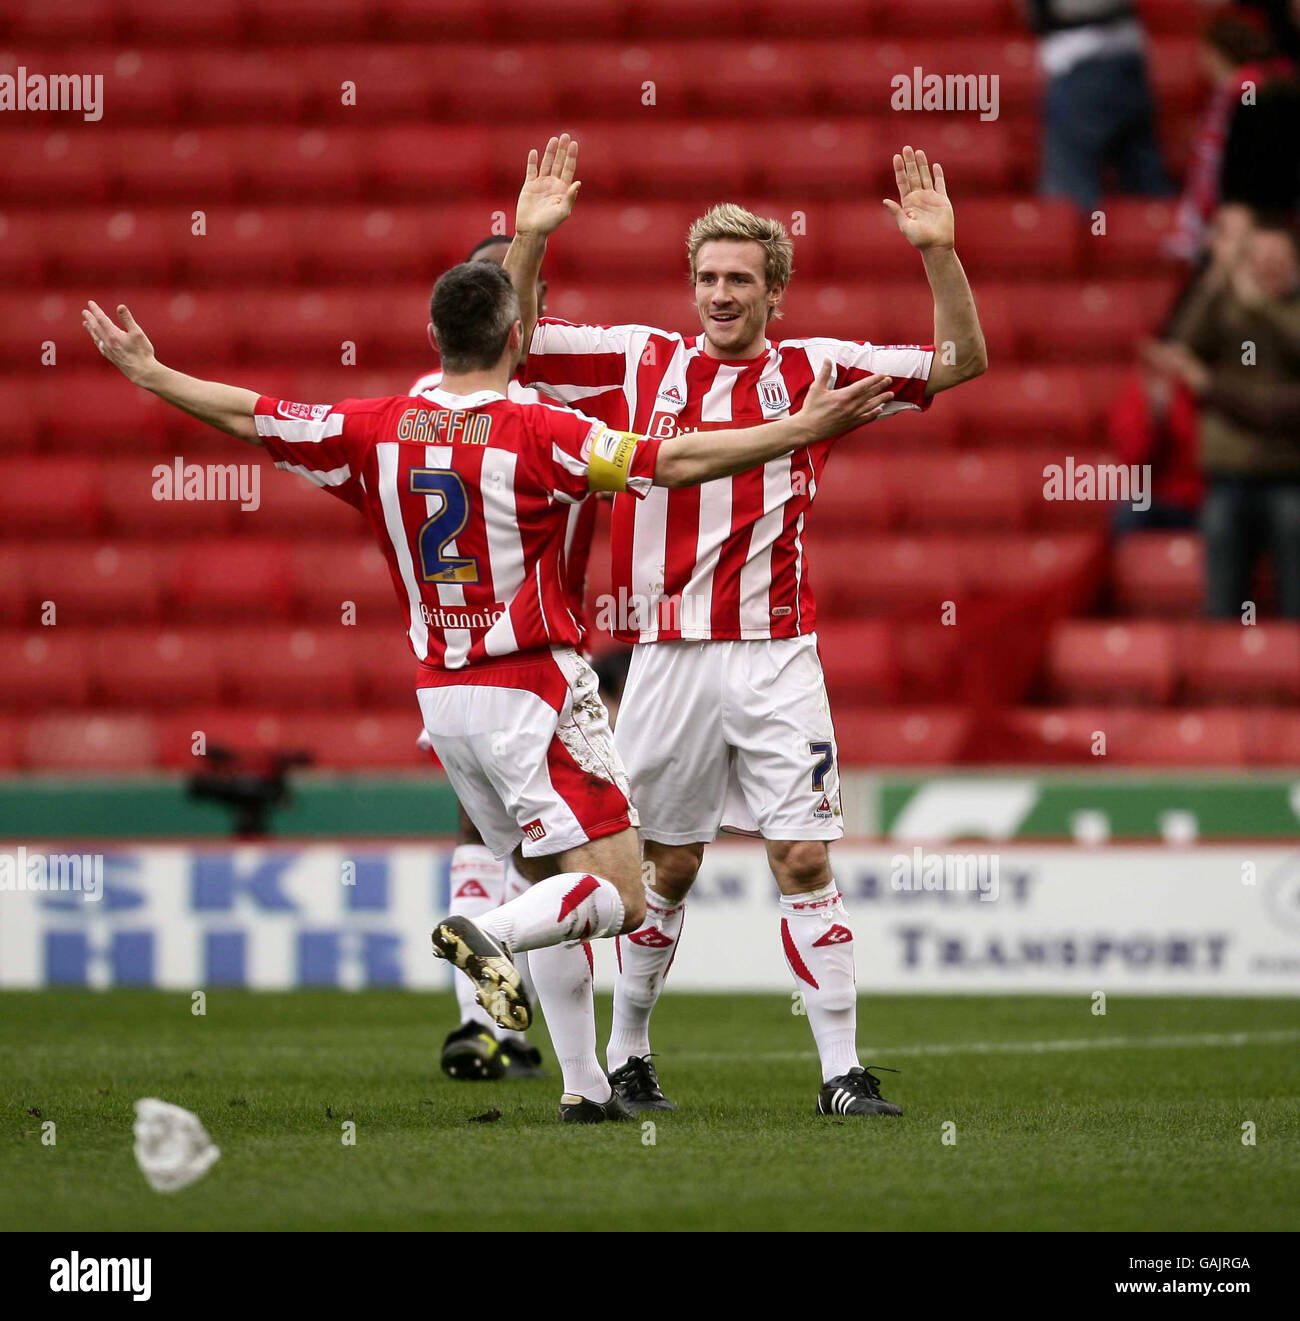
[
  {"left": 83, "top": 225, "right": 896, "bottom": 1122},
  {"left": 506, "top": 135, "right": 988, "bottom": 1118}
]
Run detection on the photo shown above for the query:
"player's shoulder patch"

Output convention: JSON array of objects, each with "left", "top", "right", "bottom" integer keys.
[{"left": 275, "top": 401, "right": 332, "bottom": 422}]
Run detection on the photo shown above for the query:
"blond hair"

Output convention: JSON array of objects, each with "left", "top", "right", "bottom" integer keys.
[{"left": 686, "top": 204, "right": 794, "bottom": 320}]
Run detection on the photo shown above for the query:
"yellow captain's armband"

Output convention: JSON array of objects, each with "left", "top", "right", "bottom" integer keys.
[{"left": 587, "top": 427, "right": 641, "bottom": 493}]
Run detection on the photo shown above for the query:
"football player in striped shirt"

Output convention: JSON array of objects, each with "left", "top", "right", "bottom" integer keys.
[
  {"left": 409, "top": 235, "right": 592, "bottom": 1085},
  {"left": 505, "top": 136, "right": 988, "bottom": 1118},
  {"left": 83, "top": 247, "right": 897, "bottom": 1122}
]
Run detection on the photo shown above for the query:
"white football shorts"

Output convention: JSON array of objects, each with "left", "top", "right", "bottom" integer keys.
[
  {"left": 613, "top": 634, "right": 843, "bottom": 845},
  {"left": 417, "top": 648, "right": 637, "bottom": 860}
]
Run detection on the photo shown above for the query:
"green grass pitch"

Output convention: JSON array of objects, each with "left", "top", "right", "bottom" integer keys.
[{"left": 2, "top": 990, "right": 1297, "bottom": 1232}]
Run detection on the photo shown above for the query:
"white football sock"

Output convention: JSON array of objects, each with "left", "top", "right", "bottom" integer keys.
[
  {"left": 607, "top": 886, "right": 684, "bottom": 1072},
  {"left": 779, "top": 881, "right": 860, "bottom": 1082},
  {"left": 530, "top": 941, "right": 610, "bottom": 1102},
  {"left": 477, "top": 871, "right": 624, "bottom": 952},
  {"left": 448, "top": 844, "right": 505, "bottom": 1032},
  {"left": 499, "top": 862, "right": 534, "bottom": 1048}
]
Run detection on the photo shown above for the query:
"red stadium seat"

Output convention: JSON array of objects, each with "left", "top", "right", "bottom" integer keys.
[
  {"left": 488, "top": 0, "right": 618, "bottom": 41},
  {"left": 0, "top": 459, "right": 101, "bottom": 535},
  {"left": 555, "top": 43, "right": 696, "bottom": 118},
  {"left": 90, "top": 627, "right": 225, "bottom": 707},
  {"left": 946, "top": 198, "right": 1083, "bottom": 275},
  {"left": 168, "top": 540, "right": 295, "bottom": 621},
  {"left": 34, "top": 370, "right": 173, "bottom": 448},
  {"left": 834, "top": 707, "right": 974, "bottom": 765},
  {"left": 625, "top": 0, "right": 749, "bottom": 37},
  {"left": 244, "top": 461, "right": 364, "bottom": 538},
  {"left": 118, "top": 0, "right": 243, "bottom": 41},
  {"left": 0, "top": 552, "right": 28, "bottom": 626},
  {"left": 816, "top": 535, "right": 968, "bottom": 613},
  {"left": 551, "top": 202, "right": 698, "bottom": 281},
  {"left": 889, "top": 451, "right": 1030, "bottom": 529},
  {"left": 244, "top": 0, "right": 374, "bottom": 41},
  {"left": 1045, "top": 620, "right": 1178, "bottom": 704},
  {"left": 1020, "top": 279, "right": 1179, "bottom": 361},
  {"left": 807, "top": 453, "right": 892, "bottom": 533},
  {"left": 240, "top": 127, "right": 365, "bottom": 198},
  {"left": 46, "top": 208, "right": 181, "bottom": 283},
  {"left": 366, "top": 123, "right": 494, "bottom": 200},
  {"left": 277, "top": 711, "right": 430, "bottom": 770},
  {"left": 754, "top": 121, "right": 886, "bottom": 197},
  {"left": 689, "top": 43, "right": 820, "bottom": 116},
  {"left": 23, "top": 543, "right": 165, "bottom": 624},
  {"left": 1116, "top": 709, "right": 1248, "bottom": 767},
  {"left": 1245, "top": 711, "right": 1300, "bottom": 765},
  {"left": 299, "top": 205, "right": 443, "bottom": 284},
  {"left": 1, "top": 130, "right": 111, "bottom": 202},
  {"left": 99, "top": 456, "right": 238, "bottom": 537},
  {"left": 380, "top": 0, "right": 495, "bottom": 39},
  {"left": 947, "top": 367, "right": 1108, "bottom": 446},
  {"left": 1181, "top": 622, "right": 1300, "bottom": 703},
  {"left": 89, "top": 47, "right": 183, "bottom": 122},
  {"left": 22, "top": 713, "right": 159, "bottom": 772},
  {"left": 290, "top": 539, "right": 400, "bottom": 625},
  {"left": 0, "top": 631, "right": 93, "bottom": 707},
  {"left": 546, "top": 281, "right": 701, "bottom": 336},
  {"left": 13, "top": 0, "right": 115, "bottom": 42},
  {"left": 155, "top": 707, "right": 292, "bottom": 769},
  {"left": 176, "top": 50, "right": 309, "bottom": 122},
  {"left": 110, "top": 129, "right": 242, "bottom": 201},
  {"left": 618, "top": 121, "right": 753, "bottom": 196},
  {"left": 219, "top": 626, "right": 366, "bottom": 707},
  {"left": 815, "top": 620, "right": 901, "bottom": 703},
  {"left": 968, "top": 532, "right": 1103, "bottom": 599},
  {"left": 0, "top": 717, "right": 19, "bottom": 770},
  {"left": 183, "top": 207, "right": 309, "bottom": 284},
  {"left": 1084, "top": 198, "right": 1181, "bottom": 274},
  {"left": 1111, "top": 532, "right": 1204, "bottom": 614},
  {"left": 0, "top": 211, "right": 50, "bottom": 285}
]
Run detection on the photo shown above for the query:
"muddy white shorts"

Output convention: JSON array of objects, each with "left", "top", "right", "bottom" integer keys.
[
  {"left": 417, "top": 648, "right": 636, "bottom": 860},
  {"left": 613, "top": 634, "right": 843, "bottom": 845}
]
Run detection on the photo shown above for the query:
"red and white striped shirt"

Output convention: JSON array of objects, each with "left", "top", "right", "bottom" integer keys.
[
  {"left": 524, "top": 321, "right": 934, "bottom": 643},
  {"left": 253, "top": 389, "right": 659, "bottom": 675},
  {"left": 409, "top": 369, "right": 599, "bottom": 643}
]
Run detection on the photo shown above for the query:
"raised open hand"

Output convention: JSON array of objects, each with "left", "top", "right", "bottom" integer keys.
[
  {"left": 882, "top": 146, "right": 955, "bottom": 251},
  {"left": 515, "top": 133, "right": 581, "bottom": 238},
  {"left": 83, "top": 300, "right": 156, "bottom": 384}
]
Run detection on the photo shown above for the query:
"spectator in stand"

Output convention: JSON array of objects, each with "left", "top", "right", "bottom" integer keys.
[
  {"left": 1167, "top": 8, "right": 1299, "bottom": 263},
  {"left": 1145, "top": 214, "right": 1300, "bottom": 618},
  {"left": 1026, "top": 0, "right": 1173, "bottom": 214}
]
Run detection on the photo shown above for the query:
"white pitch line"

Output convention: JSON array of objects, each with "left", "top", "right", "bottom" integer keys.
[{"left": 674, "top": 1028, "right": 1300, "bottom": 1062}]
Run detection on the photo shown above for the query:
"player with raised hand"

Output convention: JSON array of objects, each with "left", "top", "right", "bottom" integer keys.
[
  {"left": 83, "top": 256, "right": 896, "bottom": 1123},
  {"left": 505, "top": 138, "right": 987, "bottom": 1119},
  {"left": 410, "top": 235, "right": 582, "bottom": 1086}
]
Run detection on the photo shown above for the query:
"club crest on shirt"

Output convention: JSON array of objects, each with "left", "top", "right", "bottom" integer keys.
[
  {"left": 276, "top": 401, "right": 332, "bottom": 422},
  {"left": 759, "top": 380, "right": 790, "bottom": 412}
]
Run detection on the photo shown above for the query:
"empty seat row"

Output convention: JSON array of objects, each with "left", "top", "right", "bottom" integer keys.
[
  {"left": 4, "top": 700, "right": 1290, "bottom": 774},
  {"left": 0, "top": 36, "right": 1205, "bottom": 125},
  {"left": 0, "top": 539, "right": 400, "bottom": 626},
  {"left": 1044, "top": 620, "right": 1300, "bottom": 704},
  {"left": 4, "top": 0, "right": 1203, "bottom": 46},
  {"left": 0, "top": 626, "right": 417, "bottom": 709}
]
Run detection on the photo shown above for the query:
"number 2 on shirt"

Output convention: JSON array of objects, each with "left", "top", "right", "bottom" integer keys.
[{"left": 409, "top": 468, "right": 480, "bottom": 584}]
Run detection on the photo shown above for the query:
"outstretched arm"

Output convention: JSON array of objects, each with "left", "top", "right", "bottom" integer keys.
[
  {"left": 883, "top": 147, "right": 987, "bottom": 397},
  {"left": 503, "top": 134, "right": 581, "bottom": 360},
  {"left": 83, "top": 300, "right": 261, "bottom": 443},
  {"left": 652, "top": 366, "right": 894, "bottom": 487}
]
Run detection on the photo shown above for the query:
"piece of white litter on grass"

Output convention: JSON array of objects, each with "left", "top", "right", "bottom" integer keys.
[{"left": 132, "top": 1098, "right": 220, "bottom": 1193}]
